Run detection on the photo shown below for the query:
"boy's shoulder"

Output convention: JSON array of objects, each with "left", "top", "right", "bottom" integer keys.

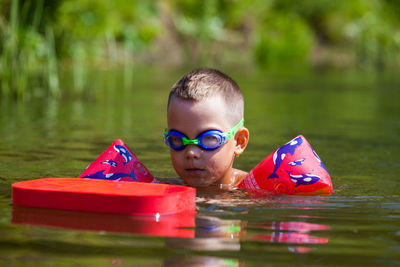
[{"left": 233, "top": 168, "right": 248, "bottom": 186}]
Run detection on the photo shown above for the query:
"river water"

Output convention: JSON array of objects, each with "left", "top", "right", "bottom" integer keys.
[{"left": 0, "top": 68, "right": 399, "bottom": 266}]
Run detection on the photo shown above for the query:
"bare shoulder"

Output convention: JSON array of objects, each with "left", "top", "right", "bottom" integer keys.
[{"left": 232, "top": 168, "right": 248, "bottom": 186}]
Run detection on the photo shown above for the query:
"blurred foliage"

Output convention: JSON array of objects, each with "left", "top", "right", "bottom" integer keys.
[{"left": 1, "top": 0, "right": 400, "bottom": 98}]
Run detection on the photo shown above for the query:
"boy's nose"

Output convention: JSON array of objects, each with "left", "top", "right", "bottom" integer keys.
[{"left": 184, "top": 145, "right": 201, "bottom": 159}]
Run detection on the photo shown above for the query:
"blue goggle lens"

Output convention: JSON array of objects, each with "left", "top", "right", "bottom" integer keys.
[{"left": 164, "top": 131, "right": 185, "bottom": 150}]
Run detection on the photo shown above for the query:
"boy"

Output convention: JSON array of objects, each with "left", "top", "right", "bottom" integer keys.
[{"left": 163, "top": 68, "right": 250, "bottom": 188}]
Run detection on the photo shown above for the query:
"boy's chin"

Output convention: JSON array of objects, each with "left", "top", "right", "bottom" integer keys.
[
  {"left": 182, "top": 177, "right": 216, "bottom": 188},
  {"left": 184, "top": 180, "right": 213, "bottom": 187}
]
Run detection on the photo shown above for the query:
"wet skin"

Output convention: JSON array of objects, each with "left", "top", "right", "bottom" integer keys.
[{"left": 167, "top": 96, "right": 248, "bottom": 187}]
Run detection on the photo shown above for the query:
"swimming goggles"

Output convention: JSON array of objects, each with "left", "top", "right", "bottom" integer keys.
[{"left": 163, "top": 118, "right": 244, "bottom": 151}]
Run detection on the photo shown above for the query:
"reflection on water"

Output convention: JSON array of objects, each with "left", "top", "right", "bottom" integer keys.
[
  {"left": 1, "top": 69, "right": 400, "bottom": 265},
  {"left": 11, "top": 201, "right": 330, "bottom": 266},
  {"left": 12, "top": 201, "right": 330, "bottom": 250},
  {"left": 11, "top": 206, "right": 196, "bottom": 238}
]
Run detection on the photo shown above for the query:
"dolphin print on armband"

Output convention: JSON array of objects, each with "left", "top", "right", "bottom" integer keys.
[
  {"left": 268, "top": 136, "right": 303, "bottom": 179},
  {"left": 288, "top": 158, "right": 305, "bottom": 166},
  {"left": 114, "top": 145, "right": 133, "bottom": 165},
  {"left": 287, "top": 171, "right": 320, "bottom": 187},
  {"left": 310, "top": 146, "right": 328, "bottom": 172},
  {"left": 101, "top": 159, "right": 117, "bottom": 167},
  {"left": 82, "top": 170, "right": 137, "bottom": 181}
]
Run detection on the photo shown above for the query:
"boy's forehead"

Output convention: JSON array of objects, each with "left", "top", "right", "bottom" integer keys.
[
  {"left": 167, "top": 96, "right": 232, "bottom": 128},
  {"left": 168, "top": 95, "right": 227, "bottom": 114}
]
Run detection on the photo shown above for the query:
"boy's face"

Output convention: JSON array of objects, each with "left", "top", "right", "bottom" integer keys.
[{"left": 167, "top": 96, "right": 237, "bottom": 187}]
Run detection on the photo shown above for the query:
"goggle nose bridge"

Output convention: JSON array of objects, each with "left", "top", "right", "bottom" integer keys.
[{"left": 182, "top": 137, "right": 200, "bottom": 146}]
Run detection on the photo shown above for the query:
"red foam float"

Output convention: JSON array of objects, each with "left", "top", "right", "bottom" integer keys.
[
  {"left": 12, "top": 178, "right": 196, "bottom": 215},
  {"left": 238, "top": 135, "right": 333, "bottom": 195}
]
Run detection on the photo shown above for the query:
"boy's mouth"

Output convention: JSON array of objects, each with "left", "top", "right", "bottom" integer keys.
[
  {"left": 185, "top": 168, "right": 204, "bottom": 174},
  {"left": 186, "top": 168, "right": 203, "bottom": 171}
]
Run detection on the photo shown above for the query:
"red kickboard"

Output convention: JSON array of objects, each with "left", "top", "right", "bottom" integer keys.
[{"left": 12, "top": 178, "right": 196, "bottom": 215}]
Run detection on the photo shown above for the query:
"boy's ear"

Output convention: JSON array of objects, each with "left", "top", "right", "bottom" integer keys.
[{"left": 234, "top": 127, "right": 249, "bottom": 156}]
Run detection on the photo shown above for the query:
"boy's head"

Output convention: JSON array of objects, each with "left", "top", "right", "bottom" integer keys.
[
  {"left": 165, "top": 68, "right": 249, "bottom": 187},
  {"left": 168, "top": 68, "right": 244, "bottom": 126}
]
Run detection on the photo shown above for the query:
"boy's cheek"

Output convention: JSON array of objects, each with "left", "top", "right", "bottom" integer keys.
[
  {"left": 170, "top": 152, "right": 183, "bottom": 172},
  {"left": 169, "top": 151, "right": 180, "bottom": 162}
]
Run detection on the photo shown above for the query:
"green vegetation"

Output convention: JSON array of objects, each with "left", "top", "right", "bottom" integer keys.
[{"left": 1, "top": 0, "right": 400, "bottom": 98}]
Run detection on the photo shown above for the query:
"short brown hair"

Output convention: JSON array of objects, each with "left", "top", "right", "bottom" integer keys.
[{"left": 168, "top": 68, "right": 244, "bottom": 125}]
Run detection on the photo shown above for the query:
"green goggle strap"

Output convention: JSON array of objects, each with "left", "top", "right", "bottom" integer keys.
[
  {"left": 164, "top": 118, "right": 244, "bottom": 145},
  {"left": 223, "top": 118, "right": 244, "bottom": 140}
]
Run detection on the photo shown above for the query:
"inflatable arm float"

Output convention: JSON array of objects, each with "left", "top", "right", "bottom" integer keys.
[
  {"left": 238, "top": 135, "right": 333, "bottom": 195},
  {"left": 79, "top": 139, "right": 156, "bottom": 183},
  {"left": 80, "top": 136, "right": 333, "bottom": 195}
]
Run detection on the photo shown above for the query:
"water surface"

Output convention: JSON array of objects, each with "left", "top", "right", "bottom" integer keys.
[{"left": 0, "top": 68, "right": 399, "bottom": 266}]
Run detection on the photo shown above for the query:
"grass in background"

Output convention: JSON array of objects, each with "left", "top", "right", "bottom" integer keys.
[
  {"left": 1, "top": 0, "right": 60, "bottom": 99},
  {"left": 1, "top": 0, "right": 400, "bottom": 99}
]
